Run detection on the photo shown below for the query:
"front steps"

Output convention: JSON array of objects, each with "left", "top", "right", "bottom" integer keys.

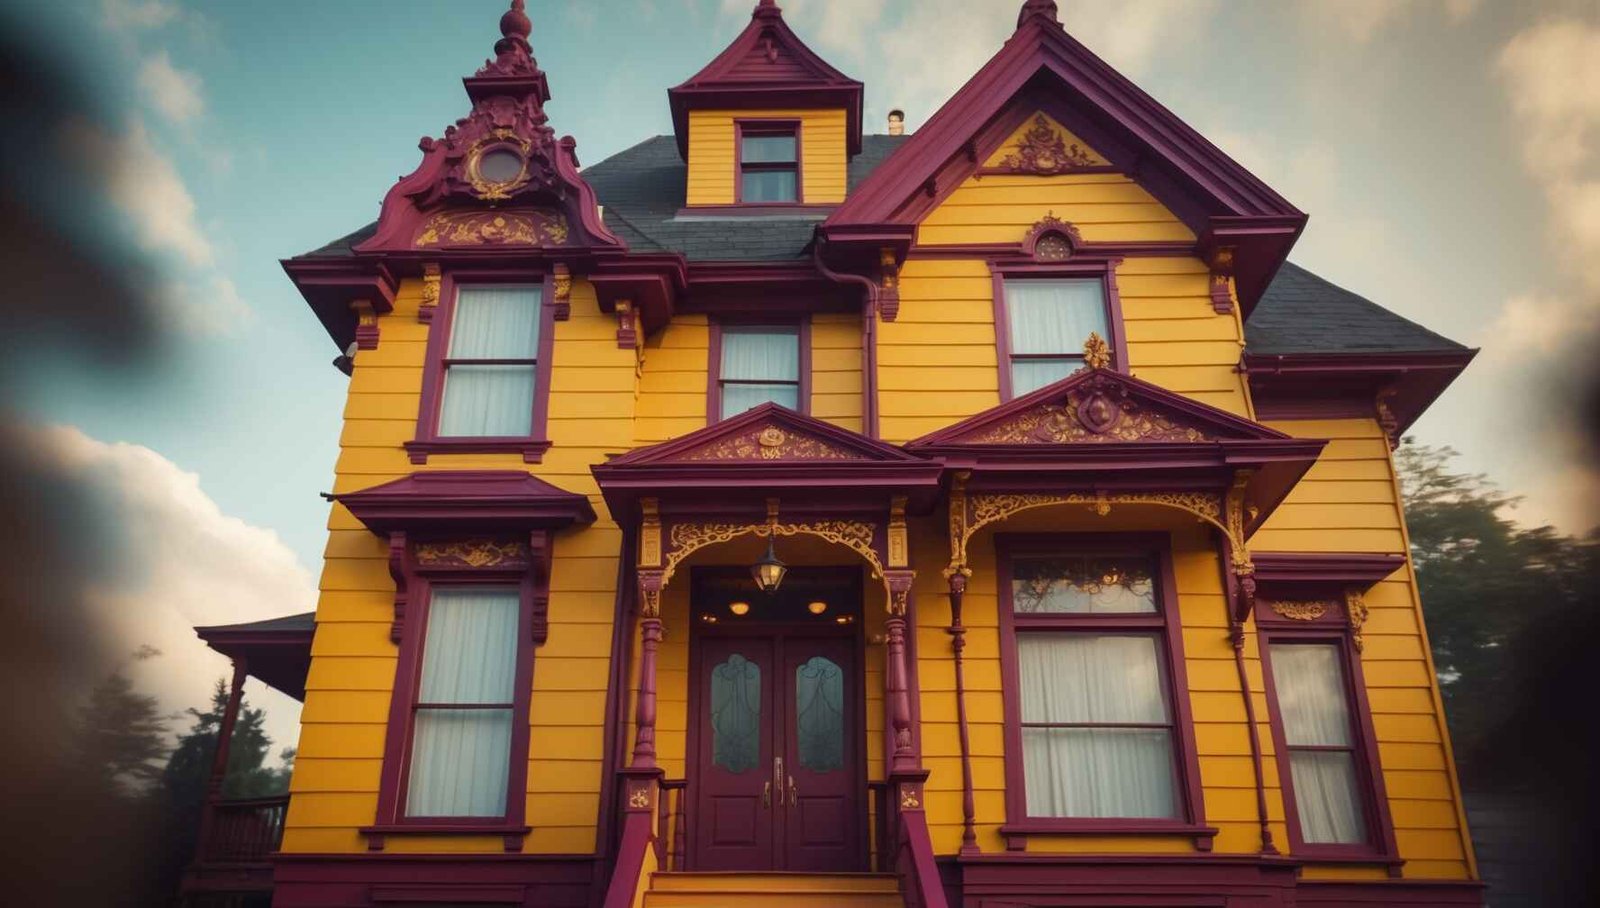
[{"left": 642, "top": 872, "right": 903, "bottom": 908}]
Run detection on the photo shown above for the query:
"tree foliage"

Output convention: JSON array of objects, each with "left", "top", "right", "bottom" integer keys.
[{"left": 1395, "top": 440, "right": 1598, "bottom": 789}]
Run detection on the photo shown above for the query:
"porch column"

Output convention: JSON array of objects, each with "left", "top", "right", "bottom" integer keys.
[
  {"left": 194, "top": 658, "right": 248, "bottom": 864},
  {"left": 947, "top": 573, "right": 979, "bottom": 854},
  {"left": 884, "top": 570, "right": 919, "bottom": 775},
  {"left": 630, "top": 570, "right": 664, "bottom": 769}
]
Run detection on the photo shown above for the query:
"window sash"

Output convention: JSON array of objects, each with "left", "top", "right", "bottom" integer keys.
[
  {"left": 1268, "top": 641, "right": 1370, "bottom": 846},
  {"left": 437, "top": 284, "right": 542, "bottom": 438},
  {"left": 404, "top": 586, "right": 520, "bottom": 819},
  {"left": 1003, "top": 278, "right": 1109, "bottom": 396},
  {"left": 718, "top": 326, "right": 801, "bottom": 417}
]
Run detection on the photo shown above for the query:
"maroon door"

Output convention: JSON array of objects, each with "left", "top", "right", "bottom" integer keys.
[{"left": 691, "top": 629, "right": 862, "bottom": 871}]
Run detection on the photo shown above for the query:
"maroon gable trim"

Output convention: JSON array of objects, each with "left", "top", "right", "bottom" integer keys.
[
  {"left": 821, "top": 4, "right": 1304, "bottom": 314},
  {"left": 336, "top": 471, "right": 596, "bottom": 537},
  {"left": 667, "top": 0, "right": 864, "bottom": 159},
  {"left": 1243, "top": 350, "right": 1477, "bottom": 448}
]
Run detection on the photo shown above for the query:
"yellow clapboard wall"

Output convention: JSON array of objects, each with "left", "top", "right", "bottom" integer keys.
[{"left": 685, "top": 108, "right": 849, "bottom": 206}]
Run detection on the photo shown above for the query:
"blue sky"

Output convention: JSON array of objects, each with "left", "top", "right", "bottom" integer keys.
[{"left": 6, "top": 0, "right": 1597, "bottom": 752}]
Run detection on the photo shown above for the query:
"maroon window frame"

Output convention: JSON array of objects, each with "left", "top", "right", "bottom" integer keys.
[
  {"left": 406, "top": 270, "right": 557, "bottom": 464},
  {"left": 1257, "top": 607, "right": 1401, "bottom": 865},
  {"left": 365, "top": 558, "right": 540, "bottom": 846},
  {"left": 706, "top": 317, "right": 812, "bottom": 422},
  {"left": 735, "top": 120, "right": 802, "bottom": 205},
  {"left": 995, "top": 533, "right": 1213, "bottom": 849},
  {"left": 990, "top": 259, "right": 1129, "bottom": 401}
]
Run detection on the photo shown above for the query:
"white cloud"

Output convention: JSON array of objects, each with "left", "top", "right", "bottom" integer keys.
[
  {"left": 61, "top": 118, "right": 213, "bottom": 268},
  {"left": 101, "top": 0, "right": 179, "bottom": 31},
  {"left": 1498, "top": 19, "right": 1600, "bottom": 180},
  {"left": 155, "top": 275, "right": 252, "bottom": 336},
  {"left": 31, "top": 424, "right": 316, "bottom": 758},
  {"left": 1478, "top": 292, "right": 1599, "bottom": 359},
  {"left": 137, "top": 51, "right": 205, "bottom": 125},
  {"left": 1300, "top": 0, "right": 1481, "bottom": 44}
]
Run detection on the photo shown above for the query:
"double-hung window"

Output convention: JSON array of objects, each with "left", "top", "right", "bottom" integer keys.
[
  {"left": 1001, "top": 278, "right": 1110, "bottom": 397},
  {"left": 1002, "top": 546, "right": 1189, "bottom": 823},
  {"left": 1267, "top": 642, "right": 1371, "bottom": 846},
  {"left": 404, "top": 586, "right": 521, "bottom": 818},
  {"left": 738, "top": 124, "right": 799, "bottom": 203},
  {"left": 715, "top": 325, "right": 802, "bottom": 419},
  {"left": 438, "top": 284, "right": 542, "bottom": 438}
]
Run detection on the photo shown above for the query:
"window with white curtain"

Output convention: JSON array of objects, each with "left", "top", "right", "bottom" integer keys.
[
  {"left": 405, "top": 586, "right": 520, "bottom": 818},
  {"left": 1268, "top": 642, "right": 1369, "bottom": 845},
  {"left": 1008, "top": 553, "right": 1181, "bottom": 819},
  {"left": 1003, "top": 278, "right": 1109, "bottom": 396},
  {"left": 438, "top": 285, "right": 541, "bottom": 437},
  {"left": 718, "top": 325, "right": 801, "bottom": 418}
]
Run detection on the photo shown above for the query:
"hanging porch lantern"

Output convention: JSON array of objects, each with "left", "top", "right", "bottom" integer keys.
[{"left": 751, "top": 535, "right": 787, "bottom": 593}]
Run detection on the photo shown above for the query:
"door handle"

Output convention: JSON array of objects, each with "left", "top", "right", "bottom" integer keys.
[
  {"left": 774, "top": 755, "right": 784, "bottom": 807},
  {"left": 787, "top": 774, "right": 797, "bottom": 807},
  {"left": 762, "top": 781, "right": 771, "bottom": 809}
]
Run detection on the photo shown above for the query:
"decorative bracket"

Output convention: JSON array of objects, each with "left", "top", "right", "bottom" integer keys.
[
  {"left": 878, "top": 247, "right": 901, "bottom": 322},
  {"left": 550, "top": 262, "right": 572, "bottom": 320},
  {"left": 1375, "top": 387, "right": 1400, "bottom": 450},
  {"left": 1208, "top": 248, "right": 1235, "bottom": 315},
  {"left": 418, "top": 263, "right": 442, "bottom": 324},
  {"left": 351, "top": 299, "right": 379, "bottom": 351},
  {"left": 1346, "top": 588, "right": 1370, "bottom": 652},
  {"left": 615, "top": 299, "right": 638, "bottom": 349},
  {"left": 386, "top": 531, "right": 412, "bottom": 643}
]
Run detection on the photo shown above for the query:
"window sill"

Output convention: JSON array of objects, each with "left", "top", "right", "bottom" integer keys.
[
  {"left": 1290, "top": 846, "right": 1404, "bottom": 874},
  {"left": 999, "top": 821, "right": 1219, "bottom": 852},
  {"left": 404, "top": 438, "right": 551, "bottom": 464},
  {"left": 360, "top": 822, "right": 531, "bottom": 853}
]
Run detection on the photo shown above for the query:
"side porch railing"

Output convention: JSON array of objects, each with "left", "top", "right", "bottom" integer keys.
[
  {"left": 655, "top": 779, "right": 688, "bottom": 873},
  {"left": 200, "top": 795, "right": 290, "bottom": 864}
]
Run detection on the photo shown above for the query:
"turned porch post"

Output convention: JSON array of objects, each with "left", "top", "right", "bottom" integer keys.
[
  {"left": 631, "top": 571, "right": 664, "bottom": 769},
  {"left": 194, "top": 658, "right": 249, "bottom": 863},
  {"left": 884, "top": 571, "right": 919, "bottom": 775}
]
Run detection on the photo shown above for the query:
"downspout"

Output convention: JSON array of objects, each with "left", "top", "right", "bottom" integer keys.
[
  {"left": 812, "top": 239, "right": 881, "bottom": 439},
  {"left": 1220, "top": 535, "right": 1278, "bottom": 855}
]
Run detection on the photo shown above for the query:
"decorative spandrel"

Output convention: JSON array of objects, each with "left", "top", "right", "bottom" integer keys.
[
  {"left": 710, "top": 654, "right": 762, "bottom": 774},
  {"left": 794, "top": 656, "right": 844, "bottom": 773},
  {"left": 1012, "top": 555, "right": 1157, "bottom": 614}
]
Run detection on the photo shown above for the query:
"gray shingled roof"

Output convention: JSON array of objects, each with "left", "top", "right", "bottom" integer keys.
[
  {"left": 196, "top": 612, "right": 316, "bottom": 635},
  {"left": 295, "top": 138, "right": 1465, "bottom": 356},
  {"left": 1244, "top": 262, "right": 1467, "bottom": 355}
]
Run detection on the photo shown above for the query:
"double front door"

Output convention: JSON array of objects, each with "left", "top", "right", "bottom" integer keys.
[{"left": 690, "top": 629, "right": 864, "bottom": 871}]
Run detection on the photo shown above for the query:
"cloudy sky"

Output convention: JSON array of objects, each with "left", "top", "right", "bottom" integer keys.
[{"left": 4, "top": 0, "right": 1596, "bottom": 757}]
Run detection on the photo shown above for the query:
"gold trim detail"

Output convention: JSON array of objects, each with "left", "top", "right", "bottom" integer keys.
[
  {"left": 1083, "top": 332, "right": 1112, "bottom": 370},
  {"left": 419, "top": 263, "right": 441, "bottom": 322},
  {"left": 1346, "top": 589, "right": 1370, "bottom": 652},
  {"left": 639, "top": 498, "right": 661, "bottom": 569},
  {"left": 899, "top": 785, "right": 922, "bottom": 810},
  {"left": 1270, "top": 600, "right": 1330, "bottom": 621},
  {"left": 662, "top": 520, "right": 881, "bottom": 588},
  {"left": 888, "top": 495, "right": 908, "bottom": 568},
  {"left": 415, "top": 209, "right": 569, "bottom": 247},
  {"left": 466, "top": 131, "right": 533, "bottom": 201},
  {"left": 414, "top": 539, "right": 529, "bottom": 568},
  {"left": 679, "top": 423, "right": 865, "bottom": 461},
  {"left": 627, "top": 786, "right": 651, "bottom": 810}
]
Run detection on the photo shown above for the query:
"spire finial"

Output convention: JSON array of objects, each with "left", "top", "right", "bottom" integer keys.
[
  {"left": 754, "top": 0, "right": 782, "bottom": 19},
  {"left": 478, "top": 0, "right": 539, "bottom": 79},
  {"left": 1017, "top": 0, "right": 1060, "bottom": 29}
]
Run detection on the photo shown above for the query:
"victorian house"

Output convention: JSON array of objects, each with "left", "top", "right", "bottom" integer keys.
[{"left": 187, "top": 2, "right": 1484, "bottom": 905}]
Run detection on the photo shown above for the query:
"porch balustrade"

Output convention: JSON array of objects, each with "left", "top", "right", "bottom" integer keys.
[{"left": 200, "top": 795, "right": 290, "bottom": 864}]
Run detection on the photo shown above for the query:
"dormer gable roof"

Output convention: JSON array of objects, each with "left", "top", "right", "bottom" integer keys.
[
  {"left": 824, "top": 0, "right": 1305, "bottom": 315},
  {"left": 607, "top": 402, "right": 925, "bottom": 467},
  {"left": 668, "top": 0, "right": 864, "bottom": 159}
]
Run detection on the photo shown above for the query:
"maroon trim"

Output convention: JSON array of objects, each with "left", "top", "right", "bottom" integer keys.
[
  {"left": 909, "top": 240, "right": 1196, "bottom": 260},
  {"left": 989, "top": 257, "right": 1131, "bottom": 401},
  {"left": 281, "top": 257, "right": 399, "bottom": 351},
  {"left": 675, "top": 204, "right": 835, "bottom": 217},
  {"left": 667, "top": 0, "right": 863, "bottom": 159},
  {"left": 1257, "top": 614, "right": 1402, "bottom": 868},
  {"left": 1243, "top": 350, "right": 1477, "bottom": 442},
  {"left": 1252, "top": 552, "right": 1405, "bottom": 592},
  {"left": 994, "top": 533, "right": 1213, "bottom": 849},
  {"left": 195, "top": 619, "right": 314, "bottom": 702},
  {"left": 821, "top": 11, "right": 1305, "bottom": 314},
  {"left": 335, "top": 470, "right": 596, "bottom": 537},
  {"left": 367, "top": 559, "right": 543, "bottom": 851},
  {"left": 270, "top": 853, "right": 596, "bottom": 908},
  {"left": 706, "top": 317, "right": 812, "bottom": 422},
  {"left": 407, "top": 270, "right": 558, "bottom": 464},
  {"left": 733, "top": 119, "right": 802, "bottom": 206}
]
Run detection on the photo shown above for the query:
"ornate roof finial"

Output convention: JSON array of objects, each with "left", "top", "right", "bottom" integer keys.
[
  {"left": 1017, "top": 0, "right": 1060, "bottom": 29},
  {"left": 755, "top": 0, "right": 783, "bottom": 17},
  {"left": 479, "top": 0, "right": 539, "bottom": 78},
  {"left": 1083, "top": 332, "right": 1112, "bottom": 370}
]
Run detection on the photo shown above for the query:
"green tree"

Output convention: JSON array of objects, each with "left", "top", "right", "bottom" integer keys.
[{"left": 71, "top": 667, "right": 170, "bottom": 795}]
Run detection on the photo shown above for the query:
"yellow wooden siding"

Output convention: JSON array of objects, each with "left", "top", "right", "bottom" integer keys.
[
  {"left": 1254, "top": 417, "right": 1475, "bottom": 879},
  {"left": 879, "top": 256, "right": 1249, "bottom": 443},
  {"left": 685, "top": 108, "right": 848, "bottom": 206},
  {"left": 919, "top": 172, "right": 1196, "bottom": 246},
  {"left": 284, "top": 275, "right": 634, "bottom": 856}
]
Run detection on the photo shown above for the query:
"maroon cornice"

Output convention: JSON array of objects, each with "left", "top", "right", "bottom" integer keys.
[
  {"left": 1252, "top": 552, "right": 1406, "bottom": 597},
  {"left": 280, "top": 257, "right": 398, "bottom": 352},
  {"left": 336, "top": 470, "right": 595, "bottom": 537},
  {"left": 667, "top": 0, "right": 864, "bottom": 159},
  {"left": 195, "top": 617, "right": 314, "bottom": 702},
  {"left": 1244, "top": 349, "right": 1477, "bottom": 443}
]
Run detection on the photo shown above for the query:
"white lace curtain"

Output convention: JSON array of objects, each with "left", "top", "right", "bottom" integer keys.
[
  {"left": 439, "top": 285, "right": 541, "bottom": 436},
  {"left": 405, "top": 587, "right": 520, "bottom": 817},
  {"left": 1269, "top": 643, "right": 1368, "bottom": 844},
  {"left": 719, "top": 327, "right": 799, "bottom": 417},
  {"left": 1018, "top": 633, "right": 1178, "bottom": 819},
  {"left": 1005, "top": 279, "right": 1108, "bottom": 395}
]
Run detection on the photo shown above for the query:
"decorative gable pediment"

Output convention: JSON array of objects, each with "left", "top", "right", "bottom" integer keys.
[
  {"left": 908, "top": 355, "right": 1289, "bottom": 451},
  {"left": 983, "top": 112, "right": 1111, "bottom": 175},
  {"left": 607, "top": 403, "right": 920, "bottom": 466}
]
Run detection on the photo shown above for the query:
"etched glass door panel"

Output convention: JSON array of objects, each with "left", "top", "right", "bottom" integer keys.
[
  {"left": 781, "top": 637, "right": 861, "bottom": 871},
  {"left": 692, "top": 637, "right": 775, "bottom": 871}
]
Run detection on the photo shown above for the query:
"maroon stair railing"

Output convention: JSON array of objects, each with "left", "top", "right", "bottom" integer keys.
[
  {"left": 658, "top": 779, "right": 688, "bottom": 872},
  {"left": 201, "top": 795, "right": 289, "bottom": 864}
]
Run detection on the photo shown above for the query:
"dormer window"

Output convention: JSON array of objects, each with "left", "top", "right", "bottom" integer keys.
[{"left": 738, "top": 122, "right": 800, "bottom": 203}]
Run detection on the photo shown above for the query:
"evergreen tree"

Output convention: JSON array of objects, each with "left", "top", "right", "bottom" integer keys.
[{"left": 71, "top": 667, "right": 170, "bottom": 795}]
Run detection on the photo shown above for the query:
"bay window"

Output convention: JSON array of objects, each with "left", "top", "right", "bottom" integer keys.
[{"left": 998, "top": 537, "right": 1208, "bottom": 842}]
